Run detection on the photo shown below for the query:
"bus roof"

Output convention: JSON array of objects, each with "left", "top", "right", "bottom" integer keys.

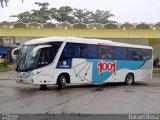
[{"left": 24, "top": 37, "right": 152, "bottom": 49}]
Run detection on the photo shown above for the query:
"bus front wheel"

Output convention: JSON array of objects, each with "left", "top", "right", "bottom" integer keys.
[
  {"left": 125, "top": 73, "right": 134, "bottom": 85},
  {"left": 57, "top": 75, "right": 67, "bottom": 89}
]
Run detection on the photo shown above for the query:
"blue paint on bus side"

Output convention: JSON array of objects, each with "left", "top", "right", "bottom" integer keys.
[
  {"left": 87, "top": 59, "right": 145, "bottom": 83},
  {"left": 56, "top": 59, "right": 72, "bottom": 69},
  {"left": 56, "top": 58, "right": 145, "bottom": 83}
]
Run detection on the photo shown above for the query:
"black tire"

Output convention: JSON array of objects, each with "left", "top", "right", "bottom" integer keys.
[
  {"left": 57, "top": 75, "right": 67, "bottom": 89},
  {"left": 125, "top": 73, "right": 134, "bottom": 85}
]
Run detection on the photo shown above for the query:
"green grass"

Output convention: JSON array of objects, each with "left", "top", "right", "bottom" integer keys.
[
  {"left": 0, "top": 65, "right": 8, "bottom": 72},
  {"left": 0, "top": 64, "right": 15, "bottom": 72}
]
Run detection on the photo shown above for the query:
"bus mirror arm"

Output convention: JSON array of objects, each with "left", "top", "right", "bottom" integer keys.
[
  {"left": 32, "top": 45, "right": 52, "bottom": 57},
  {"left": 11, "top": 47, "right": 21, "bottom": 60}
]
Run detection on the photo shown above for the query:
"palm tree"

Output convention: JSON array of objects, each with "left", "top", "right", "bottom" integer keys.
[
  {"left": 92, "top": 10, "right": 115, "bottom": 24},
  {"left": 73, "top": 8, "right": 93, "bottom": 23}
]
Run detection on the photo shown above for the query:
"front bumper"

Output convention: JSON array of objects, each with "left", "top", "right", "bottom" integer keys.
[{"left": 16, "top": 77, "right": 34, "bottom": 84}]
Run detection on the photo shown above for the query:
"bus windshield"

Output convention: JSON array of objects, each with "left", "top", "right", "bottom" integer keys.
[{"left": 16, "top": 42, "right": 62, "bottom": 72}]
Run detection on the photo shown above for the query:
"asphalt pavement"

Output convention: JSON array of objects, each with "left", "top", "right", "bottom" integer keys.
[{"left": 0, "top": 71, "right": 160, "bottom": 114}]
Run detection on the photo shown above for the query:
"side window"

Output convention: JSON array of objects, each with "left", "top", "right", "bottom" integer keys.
[
  {"left": 61, "top": 43, "right": 75, "bottom": 58},
  {"left": 72, "top": 43, "right": 80, "bottom": 58},
  {"left": 87, "top": 44, "right": 97, "bottom": 59},
  {"left": 98, "top": 46, "right": 113, "bottom": 59},
  {"left": 37, "top": 47, "right": 55, "bottom": 68},
  {"left": 61, "top": 43, "right": 86, "bottom": 59},
  {"left": 114, "top": 47, "right": 127, "bottom": 60},
  {"left": 128, "top": 48, "right": 141, "bottom": 60},
  {"left": 61, "top": 43, "right": 97, "bottom": 59},
  {"left": 80, "top": 44, "right": 87, "bottom": 58},
  {"left": 141, "top": 49, "right": 152, "bottom": 60}
]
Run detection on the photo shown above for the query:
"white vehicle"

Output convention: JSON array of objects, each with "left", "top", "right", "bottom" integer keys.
[{"left": 12, "top": 37, "right": 153, "bottom": 89}]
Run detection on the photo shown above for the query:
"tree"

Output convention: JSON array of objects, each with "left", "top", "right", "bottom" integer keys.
[
  {"left": 30, "top": 2, "right": 51, "bottom": 23},
  {"left": 11, "top": 11, "right": 31, "bottom": 23},
  {"left": 11, "top": 2, "right": 51, "bottom": 23},
  {"left": 73, "top": 8, "right": 93, "bottom": 23},
  {"left": 10, "top": 2, "right": 116, "bottom": 24},
  {"left": 54, "top": 6, "right": 74, "bottom": 23},
  {"left": 92, "top": 10, "right": 115, "bottom": 24},
  {"left": 49, "top": 7, "right": 57, "bottom": 22}
]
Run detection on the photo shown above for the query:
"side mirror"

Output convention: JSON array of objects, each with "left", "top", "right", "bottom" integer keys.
[
  {"left": 11, "top": 47, "right": 21, "bottom": 60},
  {"left": 32, "top": 45, "right": 52, "bottom": 57}
]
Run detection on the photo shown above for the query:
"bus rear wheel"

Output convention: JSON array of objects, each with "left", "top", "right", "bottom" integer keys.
[
  {"left": 125, "top": 73, "right": 134, "bottom": 85},
  {"left": 57, "top": 75, "right": 67, "bottom": 89}
]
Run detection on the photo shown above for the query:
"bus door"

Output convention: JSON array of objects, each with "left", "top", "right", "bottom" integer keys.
[{"left": 35, "top": 47, "right": 54, "bottom": 82}]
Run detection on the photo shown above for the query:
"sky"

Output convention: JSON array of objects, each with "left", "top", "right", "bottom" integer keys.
[{"left": 0, "top": 0, "right": 160, "bottom": 23}]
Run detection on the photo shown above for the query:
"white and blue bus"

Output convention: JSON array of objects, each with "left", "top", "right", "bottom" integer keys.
[{"left": 12, "top": 37, "right": 153, "bottom": 89}]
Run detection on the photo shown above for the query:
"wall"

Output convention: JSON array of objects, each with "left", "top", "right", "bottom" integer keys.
[{"left": 151, "top": 43, "right": 160, "bottom": 58}]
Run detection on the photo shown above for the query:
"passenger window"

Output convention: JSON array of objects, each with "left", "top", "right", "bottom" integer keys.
[
  {"left": 61, "top": 43, "right": 81, "bottom": 59},
  {"left": 61, "top": 43, "right": 97, "bottom": 59},
  {"left": 80, "top": 44, "right": 87, "bottom": 58},
  {"left": 87, "top": 45, "right": 97, "bottom": 59},
  {"left": 128, "top": 48, "right": 141, "bottom": 60},
  {"left": 61, "top": 43, "right": 74, "bottom": 58},
  {"left": 114, "top": 47, "right": 127, "bottom": 60},
  {"left": 73, "top": 44, "right": 80, "bottom": 58},
  {"left": 141, "top": 49, "right": 152, "bottom": 60},
  {"left": 98, "top": 46, "right": 113, "bottom": 59}
]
